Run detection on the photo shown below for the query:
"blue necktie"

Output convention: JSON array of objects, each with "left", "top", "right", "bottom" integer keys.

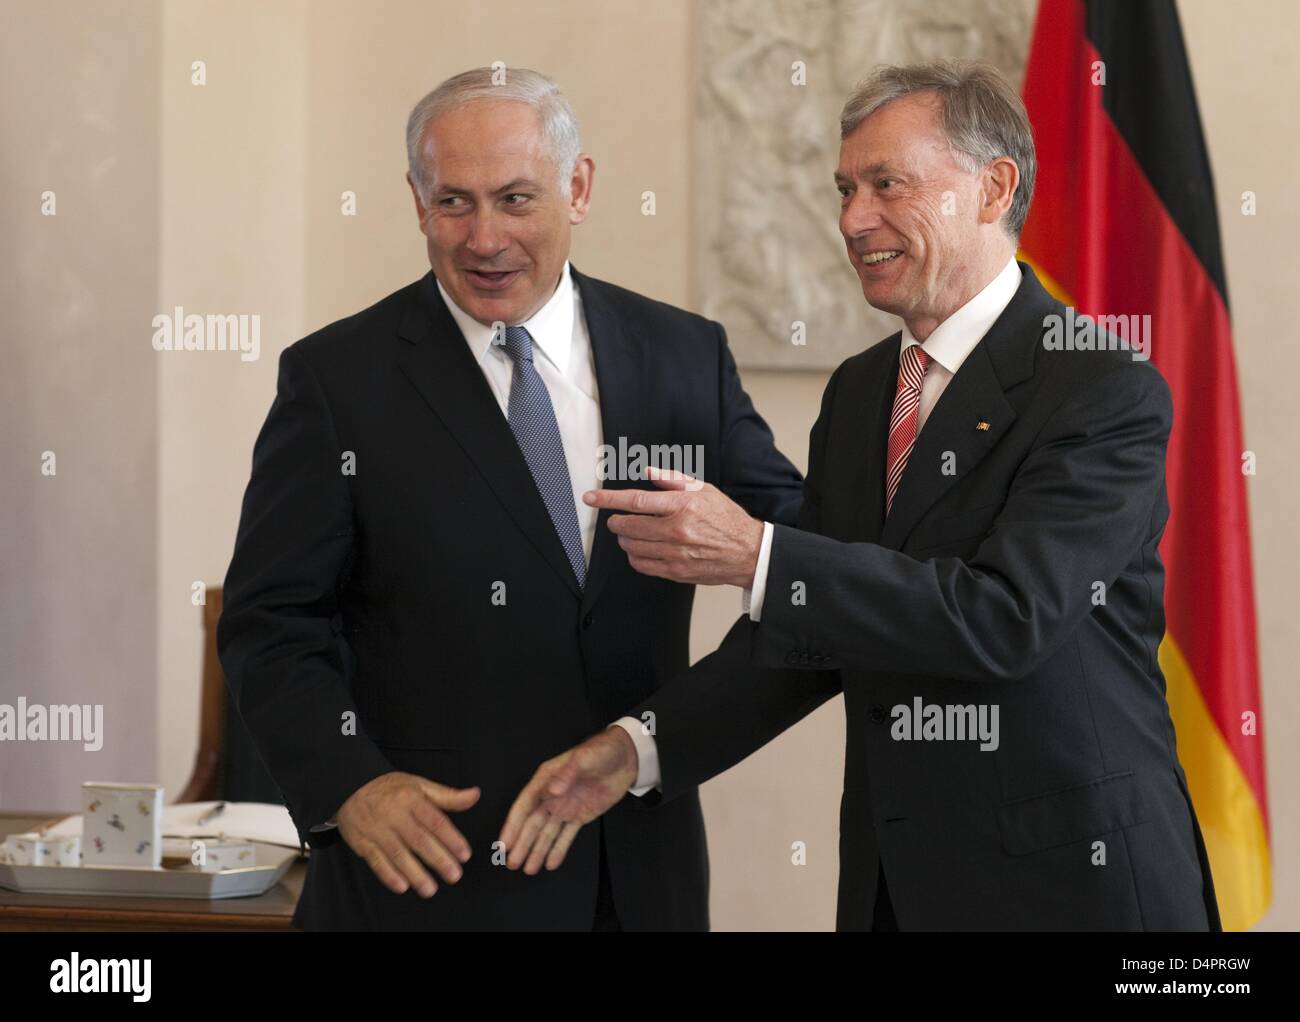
[{"left": 500, "top": 325, "right": 586, "bottom": 588}]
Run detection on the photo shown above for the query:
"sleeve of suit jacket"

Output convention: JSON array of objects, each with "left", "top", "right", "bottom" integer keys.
[
  {"left": 756, "top": 359, "right": 1174, "bottom": 683},
  {"left": 629, "top": 366, "right": 847, "bottom": 803},
  {"left": 712, "top": 321, "right": 803, "bottom": 527},
  {"left": 217, "top": 345, "right": 395, "bottom": 846}
]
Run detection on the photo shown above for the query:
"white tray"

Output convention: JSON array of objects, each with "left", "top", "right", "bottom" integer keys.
[{"left": 0, "top": 842, "right": 298, "bottom": 900}]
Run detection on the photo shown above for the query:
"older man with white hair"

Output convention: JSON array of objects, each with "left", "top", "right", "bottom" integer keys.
[{"left": 504, "top": 60, "right": 1220, "bottom": 932}]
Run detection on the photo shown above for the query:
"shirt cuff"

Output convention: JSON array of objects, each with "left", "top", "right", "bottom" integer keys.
[
  {"left": 612, "top": 716, "right": 661, "bottom": 796},
  {"left": 741, "top": 521, "right": 775, "bottom": 622}
]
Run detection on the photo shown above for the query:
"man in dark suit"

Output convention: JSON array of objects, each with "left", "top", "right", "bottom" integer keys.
[
  {"left": 501, "top": 61, "right": 1219, "bottom": 931},
  {"left": 216, "top": 67, "right": 802, "bottom": 931}
]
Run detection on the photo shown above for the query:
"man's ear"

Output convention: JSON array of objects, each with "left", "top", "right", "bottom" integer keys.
[
  {"left": 980, "top": 157, "right": 1019, "bottom": 227},
  {"left": 568, "top": 154, "right": 595, "bottom": 226}
]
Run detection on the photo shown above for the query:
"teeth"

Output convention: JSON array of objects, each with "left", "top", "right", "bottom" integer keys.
[{"left": 861, "top": 250, "right": 902, "bottom": 265}]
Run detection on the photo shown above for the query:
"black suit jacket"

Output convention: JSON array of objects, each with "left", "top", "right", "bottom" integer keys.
[
  {"left": 217, "top": 267, "right": 802, "bottom": 930},
  {"left": 634, "top": 263, "right": 1221, "bottom": 931}
]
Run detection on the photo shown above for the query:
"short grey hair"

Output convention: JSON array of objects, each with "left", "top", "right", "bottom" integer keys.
[
  {"left": 406, "top": 66, "right": 582, "bottom": 200},
  {"left": 840, "top": 60, "right": 1036, "bottom": 239}
]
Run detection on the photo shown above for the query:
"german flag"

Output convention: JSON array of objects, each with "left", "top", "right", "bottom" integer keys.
[{"left": 1019, "top": 0, "right": 1269, "bottom": 929}]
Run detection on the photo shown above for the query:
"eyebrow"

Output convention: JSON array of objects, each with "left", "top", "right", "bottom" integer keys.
[
  {"left": 835, "top": 163, "right": 904, "bottom": 184},
  {"left": 432, "top": 178, "right": 542, "bottom": 196}
]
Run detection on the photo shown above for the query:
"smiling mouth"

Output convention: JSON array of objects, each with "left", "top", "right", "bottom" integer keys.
[
  {"left": 464, "top": 268, "right": 522, "bottom": 290},
  {"left": 860, "top": 250, "right": 903, "bottom": 266}
]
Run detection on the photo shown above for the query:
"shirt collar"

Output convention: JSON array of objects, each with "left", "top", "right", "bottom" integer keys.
[
  {"left": 900, "top": 256, "right": 1022, "bottom": 375},
  {"left": 437, "top": 261, "right": 576, "bottom": 375}
]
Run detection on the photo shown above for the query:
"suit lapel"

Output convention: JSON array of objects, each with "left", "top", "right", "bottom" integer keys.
[
  {"left": 879, "top": 342, "right": 1015, "bottom": 548},
  {"left": 572, "top": 268, "right": 646, "bottom": 613},
  {"left": 878, "top": 262, "right": 1048, "bottom": 550},
  {"left": 395, "top": 272, "right": 583, "bottom": 598},
  {"left": 823, "top": 340, "right": 898, "bottom": 545},
  {"left": 853, "top": 342, "right": 900, "bottom": 544}
]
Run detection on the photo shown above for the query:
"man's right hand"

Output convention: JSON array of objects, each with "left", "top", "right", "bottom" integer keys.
[
  {"left": 335, "top": 771, "right": 479, "bottom": 898},
  {"left": 498, "top": 726, "right": 639, "bottom": 873}
]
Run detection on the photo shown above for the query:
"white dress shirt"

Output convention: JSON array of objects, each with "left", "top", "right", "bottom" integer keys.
[
  {"left": 615, "top": 255, "right": 1023, "bottom": 795},
  {"left": 438, "top": 262, "right": 602, "bottom": 565}
]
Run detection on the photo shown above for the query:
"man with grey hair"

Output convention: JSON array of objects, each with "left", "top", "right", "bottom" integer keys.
[
  {"left": 504, "top": 60, "right": 1220, "bottom": 932},
  {"left": 219, "top": 66, "right": 803, "bottom": 930}
]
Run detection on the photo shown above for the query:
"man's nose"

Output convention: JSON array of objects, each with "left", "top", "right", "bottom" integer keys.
[
  {"left": 466, "top": 210, "right": 508, "bottom": 257},
  {"left": 840, "top": 190, "right": 884, "bottom": 238}
]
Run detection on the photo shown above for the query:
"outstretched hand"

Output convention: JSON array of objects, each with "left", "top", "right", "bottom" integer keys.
[
  {"left": 498, "top": 726, "right": 640, "bottom": 874},
  {"left": 583, "top": 466, "right": 765, "bottom": 588}
]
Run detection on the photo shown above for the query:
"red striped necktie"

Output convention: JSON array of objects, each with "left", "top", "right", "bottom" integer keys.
[{"left": 885, "top": 344, "right": 931, "bottom": 517}]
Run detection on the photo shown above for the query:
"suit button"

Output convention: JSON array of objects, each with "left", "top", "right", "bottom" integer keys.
[
  {"left": 785, "top": 651, "right": 799, "bottom": 665},
  {"left": 869, "top": 705, "right": 886, "bottom": 724},
  {"left": 812, "top": 654, "right": 825, "bottom": 666},
  {"left": 798, "top": 652, "right": 811, "bottom": 666},
  {"left": 581, "top": 612, "right": 594, "bottom": 629}
]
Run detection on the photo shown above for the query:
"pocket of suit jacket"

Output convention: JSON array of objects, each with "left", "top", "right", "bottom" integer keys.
[
  {"left": 996, "top": 770, "right": 1150, "bottom": 856},
  {"left": 906, "top": 501, "right": 1003, "bottom": 555}
]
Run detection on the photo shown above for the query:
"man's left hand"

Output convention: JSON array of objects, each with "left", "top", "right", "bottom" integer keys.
[{"left": 582, "top": 467, "right": 764, "bottom": 588}]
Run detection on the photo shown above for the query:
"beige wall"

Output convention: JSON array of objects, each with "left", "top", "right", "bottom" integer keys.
[
  {"left": 156, "top": 0, "right": 308, "bottom": 849},
  {"left": 3, "top": 0, "right": 1295, "bottom": 931},
  {"left": 1, "top": 0, "right": 161, "bottom": 805}
]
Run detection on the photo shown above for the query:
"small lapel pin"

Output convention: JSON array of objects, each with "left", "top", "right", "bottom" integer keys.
[{"left": 975, "top": 420, "right": 991, "bottom": 432}]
